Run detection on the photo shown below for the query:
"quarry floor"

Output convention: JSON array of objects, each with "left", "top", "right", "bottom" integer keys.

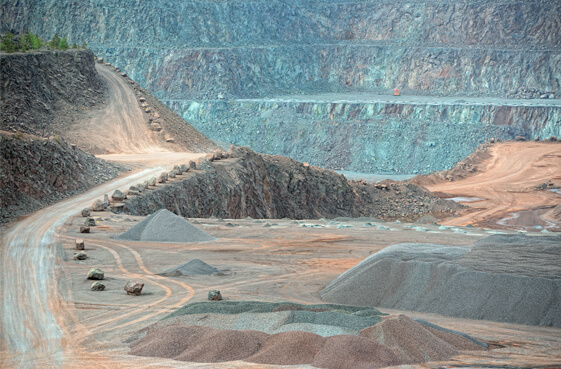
[{"left": 47, "top": 216, "right": 561, "bottom": 368}]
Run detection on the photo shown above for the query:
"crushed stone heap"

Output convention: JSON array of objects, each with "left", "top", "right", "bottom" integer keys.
[
  {"left": 115, "top": 209, "right": 215, "bottom": 243},
  {"left": 321, "top": 234, "right": 561, "bottom": 327},
  {"left": 160, "top": 259, "right": 220, "bottom": 276}
]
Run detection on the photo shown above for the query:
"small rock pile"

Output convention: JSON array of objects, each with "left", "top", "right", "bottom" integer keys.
[{"left": 507, "top": 87, "right": 557, "bottom": 99}]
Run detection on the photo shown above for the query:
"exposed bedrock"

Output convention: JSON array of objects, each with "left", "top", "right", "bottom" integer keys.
[
  {"left": 0, "top": 49, "right": 104, "bottom": 137},
  {"left": 169, "top": 99, "right": 561, "bottom": 173},
  {"left": 123, "top": 146, "right": 461, "bottom": 219},
  {"left": 99, "top": 45, "right": 560, "bottom": 100}
]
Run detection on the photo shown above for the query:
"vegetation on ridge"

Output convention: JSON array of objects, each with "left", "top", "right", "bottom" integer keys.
[{"left": 0, "top": 30, "right": 87, "bottom": 53}]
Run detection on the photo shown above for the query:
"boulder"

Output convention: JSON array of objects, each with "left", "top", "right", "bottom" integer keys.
[
  {"left": 103, "top": 194, "right": 111, "bottom": 208},
  {"left": 150, "top": 122, "right": 162, "bottom": 131},
  {"left": 208, "top": 289, "right": 223, "bottom": 301},
  {"left": 168, "top": 170, "right": 177, "bottom": 178},
  {"left": 84, "top": 217, "right": 96, "bottom": 227},
  {"left": 139, "top": 96, "right": 146, "bottom": 102},
  {"left": 111, "top": 189, "right": 125, "bottom": 202},
  {"left": 91, "top": 281, "right": 105, "bottom": 291},
  {"left": 173, "top": 165, "right": 182, "bottom": 175},
  {"left": 87, "top": 268, "right": 104, "bottom": 280},
  {"left": 80, "top": 226, "right": 90, "bottom": 234},
  {"left": 515, "top": 136, "right": 526, "bottom": 141},
  {"left": 74, "top": 251, "right": 88, "bottom": 260},
  {"left": 158, "top": 172, "right": 167, "bottom": 183},
  {"left": 124, "top": 281, "right": 144, "bottom": 295},
  {"left": 212, "top": 149, "right": 224, "bottom": 160},
  {"left": 189, "top": 161, "right": 196, "bottom": 170},
  {"left": 148, "top": 177, "right": 157, "bottom": 186},
  {"left": 75, "top": 239, "right": 85, "bottom": 250},
  {"left": 228, "top": 145, "right": 239, "bottom": 158},
  {"left": 81, "top": 208, "right": 91, "bottom": 217},
  {"left": 92, "top": 199, "right": 104, "bottom": 211},
  {"left": 110, "top": 202, "right": 126, "bottom": 214},
  {"left": 128, "top": 185, "right": 141, "bottom": 196}
]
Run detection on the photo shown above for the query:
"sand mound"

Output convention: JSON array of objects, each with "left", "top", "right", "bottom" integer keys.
[
  {"left": 359, "top": 315, "right": 483, "bottom": 363},
  {"left": 311, "top": 335, "right": 400, "bottom": 369},
  {"left": 247, "top": 331, "right": 324, "bottom": 365},
  {"left": 160, "top": 259, "right": 220, "bottom": 276},
  {"left": 115, "top": 209, "right": 215, "bottom": 243},
  {"left": 130, "top": 301, "right": 486, "bottom": 368},
  {"left": 321, "top": 235, "right": 561, "bottom": 327}
]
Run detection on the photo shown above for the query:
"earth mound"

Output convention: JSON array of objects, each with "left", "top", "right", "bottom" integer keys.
[
  {"left": 129, "top": 302, "right": 485, "bottom": 368},
  {"left": 114, "top": 209, "right": 215, "bottom": 243},
  {"left": 160, "top": 259, "right": 220, "bottom": 276},
  {"left": 321, "top": 235, "right": 561, "bottom": 327}
]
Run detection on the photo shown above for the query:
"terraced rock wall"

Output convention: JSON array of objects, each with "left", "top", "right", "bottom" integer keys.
[
  {"left": 169, "top": 99, "right": 561, "bottom": 173},
  {"left": 3, "top": 0, "right": 560, "bottom": 172}
]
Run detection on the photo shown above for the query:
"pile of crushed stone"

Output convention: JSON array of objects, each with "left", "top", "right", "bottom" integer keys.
[
  {"left": 129, "top": 305, "right": 485, "bottom": 369},
  {"left": 160, "top": 259, "right": 220, "bottom": 276},
  {"left": 321, "top": 234, "right": 561, "bottom": 327},
  {"left": 114, "top": 209, "right": 215, "bottom": 243}
]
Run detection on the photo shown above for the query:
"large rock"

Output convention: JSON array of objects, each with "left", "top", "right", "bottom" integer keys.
[
  {"left": 208, "top": 289, "right": 223, "bottom": 301},
  {"left": 74, "top": 251, "right": 88, "bottom": 260},
  {"left": 75, "top": 239, "right": 85, "bottom": 250},
  {"left": 111, "top": 189, "right": 125, "bottom": 202},
  {"left": 91, "top": 281, "right": 105, "bottom": 291},
  {"left": 81, "top": 208, "right": 91, "bottom": 217},
  {"left": 92, "top": 199, "right": 104, "bottom": 211},
  {"left": 87, "top": 268, "right": 104, "bottom": 280},
  {"left": 79, "top": 226, "right": 90, "bottom": 233},
  {"left": 124, "top": 281, "right": 144, "bottom": 295},
  {"left": 84, "top": 217, "right": 96, "bottom": 227}
]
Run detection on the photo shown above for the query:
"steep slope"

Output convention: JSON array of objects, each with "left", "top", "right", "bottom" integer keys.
[
  {"left": 0, "top": 131, "right": 123, "bottom": 223},
  {"left": 3, "top": 0, "right": 560, "bottom": 172}
]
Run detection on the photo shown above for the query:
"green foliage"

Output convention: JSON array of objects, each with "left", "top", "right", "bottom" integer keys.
[
  {"left": 81, "top": 41, "right": 87, "bottom": 49},
  {"left": 58, "top": 36, "right": 69, "bottom": 50},
  {"left": 25, "top": 31, "right": 43, "bottom": 49},
  {"left": 48, "top": 32, "right": 61, "bottom": 49},
  {"left": 0, "top": 32, "right": 18, "bottom": 53},
  {"left": 72, "top": 42, "right": 78, "bottom": 49}
]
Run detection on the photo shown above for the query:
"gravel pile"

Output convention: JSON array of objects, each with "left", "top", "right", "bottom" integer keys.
[
  {"left": 129, "top": 300, "right": 485, "bottom": 368},
  {"left": 115, "top": 209, "right": 215, "bottom": 243},
  {"left": 130, "top": 316, "right": 483, "bottom": 368},
  {"left": 359, "top": 315, "right": 484, "bottom": 363},
  {"left": 321, "top": 235, "right": 561, "bottom": 327},
  {"left": 160, "top": 259, "right": 220, "bottom": 276}
]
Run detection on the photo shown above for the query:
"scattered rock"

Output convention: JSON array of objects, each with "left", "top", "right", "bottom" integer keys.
[
  {"left": 189, "top": 161, "right": 196, "bottom": 170},
  {"left": 84, "top": 217, "right": 96, "bottom": 227},
  {"left": 515, "top": 136, "right": 526, "bottom": 141},
  {"left": 80, "top": 226, "right": 90, "bottom": 233},
  {"left": 110, "top": 202, "right": 126, "bottom": 214},
  {"left": 150, "top": 122, "right": 162, "bottom": 131},
  {"left": 125, "top": 281, "right": 144, "bottom": 295},
  {"left": 180, "top": 164, "right": 189, "bottom": 173},
  {"left": 91, "top": 281, "right": 105, "bottom": 291},
  {"left": 168, "top": 170, "right": 177, "bottom": 178},
  {"left": 173, "top": 165, "right": 182, "bottom": 175},
  {"left": 74, "top": 251, "right": 88, "bottom": 260},
  {"left": 158, "top": 172, "right": 167, "bottom": 183},
  {"left": 112, "top": 189, "right": 125, "bottom": 202},
  {"left": 148, "top": 177, "right": 157, "bottom": 186},
  {"left": 103, "top": 194, "right": 111, "bottom": 208},
  {"left": 87, "top": 268, "right": 104, "bottom": 280},
  {"left": 92, "top": 199, "right": 105, "bottom": 211},
  {"left": 75, "top": 239, "right": 85, "bottom": 250},
  {"left": 208, "top": 290, "right": 223, "bottom": 301},
  {"left": 81, "top": 208, "right": 91, "bottom": 217}
]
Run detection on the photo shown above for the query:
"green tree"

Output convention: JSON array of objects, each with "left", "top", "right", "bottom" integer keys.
[
  {"left": 72, "top": 42, "right": 78, "bottom": 49},
  {"left": 27, "top": 32, "right": 43, "bottom": 49},
  {"left": 58, "top": 36, "right": 69, "bottom": 50},
  {"left": 81, "top": 41, "right": 87, "bottom": 49},
  {"left": 0, "top": 32, "right": 18, "bottom": 53},
  {"left": 49, "top": 32, "right": 60, "bottom": 49}
]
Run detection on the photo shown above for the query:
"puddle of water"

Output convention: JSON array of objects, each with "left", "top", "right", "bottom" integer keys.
[
  {"left": 447, "top": 197, "right": 484, "bottom": 203},
  {"left": 498, "top": 207, "right": 557, "bottom": 232}
]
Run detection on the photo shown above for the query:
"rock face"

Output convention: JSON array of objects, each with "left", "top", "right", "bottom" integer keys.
[
  {"left": 0, "top": 49, "right": 104, "bottom": 137},
  {"left": 3, "top": 1, "right": 559, "bottom": 173},
  {"left": 0, "top": 132, "right": 124, "bottom": 224},
  {"left": 123, "top": 146, "right": 461, "bottom": 220}
]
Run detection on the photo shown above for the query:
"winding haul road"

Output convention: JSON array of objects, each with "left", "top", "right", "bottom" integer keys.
[{"left": 0, "top": 64, "right": 204, "bottom": 368}]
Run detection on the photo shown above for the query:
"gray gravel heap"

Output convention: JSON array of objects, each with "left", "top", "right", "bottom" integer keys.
[
  {"left": 160, "top": 259, "right": 220, "bottom": 276},
  {"left": 115, "top": 209, "right": 215, "bottom": 243},
  {"left": 321, "top": 235, "right": 561, "bottom": 327}
]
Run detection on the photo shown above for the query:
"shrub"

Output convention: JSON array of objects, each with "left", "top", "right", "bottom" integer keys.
[
  {"left": 49, "top": 32, "right": 61, "bottom": 49},
  {"left": 0, "top": 32, "right": 18, "bottom": 53},
  {"left": 58, "top": 36, "right": 69, "bottom": 50}
]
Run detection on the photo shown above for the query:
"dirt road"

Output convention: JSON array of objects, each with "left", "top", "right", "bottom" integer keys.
[{"left": 427, "top": 142, "right": 561, "bottom": 229}]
